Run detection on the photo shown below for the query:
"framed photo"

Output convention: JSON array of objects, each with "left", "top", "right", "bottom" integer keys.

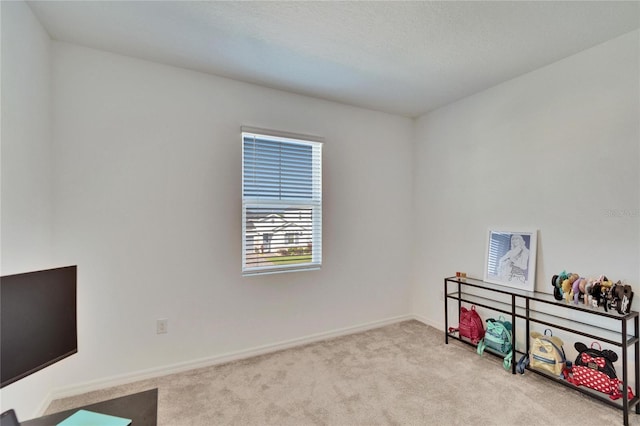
[{"left": 484, "top": 229, "right": 537, "bottom": 291}]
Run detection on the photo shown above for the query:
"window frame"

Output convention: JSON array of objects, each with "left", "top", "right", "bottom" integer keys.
[{"left": 241, "top": 127, "right": 323, "bottom": 276}]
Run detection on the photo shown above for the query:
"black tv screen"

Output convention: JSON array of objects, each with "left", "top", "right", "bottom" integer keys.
[{"left": 1, "top": 266, "right": 77, "bottom": 388}]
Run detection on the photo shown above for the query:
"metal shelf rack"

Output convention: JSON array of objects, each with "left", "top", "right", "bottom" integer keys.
[{"left": 444, "top": 276, "right": 639, "bottom": 426}]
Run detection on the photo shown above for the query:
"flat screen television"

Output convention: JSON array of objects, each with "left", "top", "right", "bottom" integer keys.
[{"left": 1, "top": 265, "right": 77, "bottom": 388}]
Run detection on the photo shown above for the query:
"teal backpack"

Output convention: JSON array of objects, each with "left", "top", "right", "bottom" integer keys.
[{"left": 477, "top": 316, "right": 513, "bottom": 370}]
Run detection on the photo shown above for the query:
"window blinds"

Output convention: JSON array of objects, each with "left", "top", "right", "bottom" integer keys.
[{"left": 242, "top": 129, "right": 322, "bottom": 276}]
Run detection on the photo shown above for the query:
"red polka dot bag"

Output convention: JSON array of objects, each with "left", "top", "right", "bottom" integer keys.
[{"left": 566, "top": 341, "right": 634, "bottom": 400}]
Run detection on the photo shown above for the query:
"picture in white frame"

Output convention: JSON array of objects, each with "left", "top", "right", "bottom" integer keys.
[{"left": 484, "top": 229, "right": 537, "bottom": 292}]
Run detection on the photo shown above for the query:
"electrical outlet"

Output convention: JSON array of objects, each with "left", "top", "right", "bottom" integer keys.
[{"left": 156, "top": 319, "right": 168, "bottom": 334}]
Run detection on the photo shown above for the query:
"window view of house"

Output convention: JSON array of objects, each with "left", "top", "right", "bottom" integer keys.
[
  {"left": 242, "top": 130, "right": 322, "bottom": 275},
  {"left": 244, "top": 208, "right": 313, "bottom": 268}
]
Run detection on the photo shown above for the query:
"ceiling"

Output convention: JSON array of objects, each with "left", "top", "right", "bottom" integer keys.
[{"left": 27, "top": 1, "right": 640, "bottom": 118}]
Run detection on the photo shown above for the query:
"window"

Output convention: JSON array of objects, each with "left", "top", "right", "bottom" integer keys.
[
  {"left": 242, "top": 128, "right": 322, "bottom": 276},
  {"left": 285, "top": 233, "right": 299, "bottom": 245}
]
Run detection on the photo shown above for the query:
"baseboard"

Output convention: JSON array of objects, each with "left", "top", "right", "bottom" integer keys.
[
  {"left": 33, "top": 390, "right": 55, "bottom": 420},
  {"left": 411, "top": 314, "right": 443, "bottom": 331},
  {"left": 47, "top": 314, "right": 413, "bottom": 407}
]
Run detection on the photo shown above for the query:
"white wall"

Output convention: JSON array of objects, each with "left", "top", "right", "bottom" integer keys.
[
  {"left": 1, "top": 1, "right": 53, "bottom": 274},
  {"left": 43, "top": 42, "right": 412, "bottom": 413},
  {"left": 0, "top": 1, "right": 58, "bottom": 420},
  {"left": 412, "top": 30, "right": 640, "bottom": 328}
]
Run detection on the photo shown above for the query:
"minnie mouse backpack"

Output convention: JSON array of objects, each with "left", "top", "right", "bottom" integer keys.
[{"left": 567, "top": 342, "right": 634, "bottom": 400}]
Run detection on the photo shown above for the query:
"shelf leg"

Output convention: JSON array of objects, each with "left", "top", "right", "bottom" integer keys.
[
  {"left": 525, "top": 298, "right": 530, "bottom": 355},
  {"left": 444, "top": 278, "right": 449, "bottom": 345},
  {"left": 623, "top": 318, "right": 629, "bottom": 425},
  {"left": 633, "top": 315, "right": 640, "bottom": 414},
  {"left": 511, "top": 294, "right": 516, "bottom": 374}
]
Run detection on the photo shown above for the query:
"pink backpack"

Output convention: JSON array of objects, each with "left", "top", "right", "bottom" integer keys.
[{"left": 449, "top": 305, "right": 485, "bottom": 344}]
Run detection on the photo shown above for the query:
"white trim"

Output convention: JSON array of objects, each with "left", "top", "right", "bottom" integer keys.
[
  {"left": 45, "top": 315, "right": 412, "bottom": 407},
  {"left": 243, "top": 266, "right": 320, "bottom": 277},
  {"left": 411, "top": 314, "right": 443, "bottom": 331},
  {"left": 241, "top": 126, "right": 324, "bottom": 144},
  {"left": 33, "top": 390, "right": 56, "bottom": 418}
]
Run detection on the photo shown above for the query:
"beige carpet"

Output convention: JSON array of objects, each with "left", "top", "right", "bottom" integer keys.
[{"left": 46, "top": 320, "right": 638, "bottom": 425}]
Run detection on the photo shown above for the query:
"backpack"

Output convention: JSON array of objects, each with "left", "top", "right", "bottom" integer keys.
[
  {"left": 567, "top": 342, "right": 634, "bottom": 400},
  {"left": 448, "top": 305, "right": 484, "bottom": 344},
  {"left": 477, "top": 316, "right": 513, "bottom": 370},
  {"left": 529, "top": 329, "right": 567, "bottom": 377}
]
